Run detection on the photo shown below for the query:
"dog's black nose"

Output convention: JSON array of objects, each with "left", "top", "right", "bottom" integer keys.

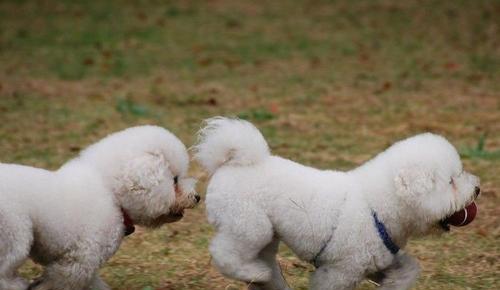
[
  {"left": 195, "top": 195, "right": 201, "bottom": 203},
  {"left": 474, "top": 186, "right": 480, "bottom": 197}
]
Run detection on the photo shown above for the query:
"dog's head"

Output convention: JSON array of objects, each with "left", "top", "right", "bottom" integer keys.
[
  {"left": 390, "top": 133, "right": 480, "bottom": 234},
  {"left": 80, "top": 126, "right": 200, "bottom": 228},
  {"left": 114, "top": 150, "right": 199, "bottom": 227}
]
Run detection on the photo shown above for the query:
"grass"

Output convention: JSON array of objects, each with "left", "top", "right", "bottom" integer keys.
[{"left": 0, "top": 0, "right": 499, "bottom": 289}]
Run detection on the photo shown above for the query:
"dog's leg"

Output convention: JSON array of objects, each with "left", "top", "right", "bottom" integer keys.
[
  {"left": 248, "top": 239, "right": 292, "bottom": 290},
  {"left": 210, "top": 231, "right": 274, "bottom": 285},
  {"left": 85, "top": 274, "right": 110, "bottom": 290},
  {"left": 377, "top": 253, "right": 420, "bottom": 290},
  {"left": 310, "top": 263, "right": 362, "bottom": 290},
  {"left": 0, "top": 253, "right": 30, "bottom": 290},
  {"left": 0, "top": 275, "right": 29, "bottom": 290},
  {"left": 0, "top": 212, "right": 32, "bottom": 290},
  {"left": 30, "top": 256, "right": 98, "bottom": 290}
]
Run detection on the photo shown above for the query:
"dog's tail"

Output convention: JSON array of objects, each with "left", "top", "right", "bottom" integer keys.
[{"left": 193, "top": 117, "right": 270, "bottom": 175}]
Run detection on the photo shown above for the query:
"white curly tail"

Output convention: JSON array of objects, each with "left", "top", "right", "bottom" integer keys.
[{"left": 193, "top": 117, "right": 270, "bottom": 175}]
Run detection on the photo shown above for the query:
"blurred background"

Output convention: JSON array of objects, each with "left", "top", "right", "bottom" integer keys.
[{"left": 0, "top": 0, "right": 498, "bottom": 289}]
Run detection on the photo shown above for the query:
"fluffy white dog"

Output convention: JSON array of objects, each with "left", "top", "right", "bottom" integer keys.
[
  {"left": 194, "top": 117, "right": 480, "bottom": 290},
  {"left": 0, "top": 126, "right": 200, "bottom": 290}
]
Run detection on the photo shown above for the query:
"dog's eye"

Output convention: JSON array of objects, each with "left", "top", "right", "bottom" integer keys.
[
  {"left": 174, "top": 176, "right": 178, "bottom": 184},
  {"left": 449, "top": 177, "right": 454, "bottom": 185}
]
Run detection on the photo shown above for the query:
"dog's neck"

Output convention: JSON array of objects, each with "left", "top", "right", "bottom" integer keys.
[
  {"left": 368, "top": 197, "right": 414, "bottom": 249},
  {"left": 350, "top": 166, "right": 421, "bottom": 247}
]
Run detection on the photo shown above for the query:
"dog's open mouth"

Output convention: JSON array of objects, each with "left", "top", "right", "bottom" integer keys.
[{"left": 439, "top": 201, "right": 477, "bottom": 231}]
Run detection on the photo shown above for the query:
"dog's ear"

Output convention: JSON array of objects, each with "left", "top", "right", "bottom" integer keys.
[
  {"left": 116, "top": 151, "right": 175, "bottom": 219},
  {"left": 122, "top": 151, "right": 170, "bottom": 192},
  {"left": 394, "top": 164, "right": 436, "bottom": 200}
]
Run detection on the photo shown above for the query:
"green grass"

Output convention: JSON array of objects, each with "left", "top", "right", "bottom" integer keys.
[
  {"left": 0, "top": 0, "right": 499, "bottom": 289},
  {"left": 461, "top": 134, "right": 500, "bottom": 160}
]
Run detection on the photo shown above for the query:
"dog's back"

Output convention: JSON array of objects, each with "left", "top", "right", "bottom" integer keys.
[
  {"left": 0, "top": 161, "right": 118, "bottom": 259},
  {"left": 0, "top": 163, "right": 54, "bottom": 205}
]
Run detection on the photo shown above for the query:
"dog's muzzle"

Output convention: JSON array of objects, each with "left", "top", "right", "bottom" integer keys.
[{"left": 439, "top": 187, "right": 480, "bottom": 231}]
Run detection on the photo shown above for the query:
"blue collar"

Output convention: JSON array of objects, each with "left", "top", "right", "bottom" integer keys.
[{"left": 372, "top": 211, "right": 400, "bottom": 255}]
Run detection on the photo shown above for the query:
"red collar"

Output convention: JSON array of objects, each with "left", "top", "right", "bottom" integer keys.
[{"left": 121, "top": 208, "right": 135, "bottom": 236}]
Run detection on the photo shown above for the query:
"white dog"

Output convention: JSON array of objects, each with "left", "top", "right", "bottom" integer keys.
[
  {"left": 0, "top": 126, "right": 199, "bottom": 290},
  {"left": 194, "top": 117, "right": 480, "bottom": 290}
]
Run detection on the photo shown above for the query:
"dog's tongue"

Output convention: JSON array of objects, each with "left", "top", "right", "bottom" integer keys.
[{"left": 443, "top": 202, "right": 477, "bottom": 227}]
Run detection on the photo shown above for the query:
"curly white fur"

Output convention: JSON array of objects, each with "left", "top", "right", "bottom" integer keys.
[
  {"left": 194, "top": 117, "right": 480, "bottom": 290},
  {"left": 0, "top": 126, "right": 199, "bottom": 290},
  {"left": 193, "top": 117, "right": 270, "bottom": 174}
]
